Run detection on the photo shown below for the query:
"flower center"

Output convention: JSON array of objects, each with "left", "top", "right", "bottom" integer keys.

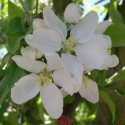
[
  {"left": 62, "top": 36, "right": 78, "bottom": 52},
  {"left": 82, "top": 75, "right": 89, "bottom": 89},
  {"left": 37, "top": 68, "right": 51, "bottom": 86}
]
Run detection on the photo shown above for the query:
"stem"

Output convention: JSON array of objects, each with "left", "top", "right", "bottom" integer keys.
[{"left": 36, "top": 0, "right": 39, "bottom": 15}]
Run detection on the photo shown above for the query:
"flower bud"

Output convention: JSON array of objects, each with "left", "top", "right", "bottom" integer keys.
[
  {"left": 64, "top": 3, "right": 83, "bottom": 23},
  {"left": 36, "top": 50, "right": 43, "bottom": 59},
  {"left": 33, "top": 19, "right": 46, "bottom": 30},
  {"left": 21, "top": 46, "right": 37, "bottom": 60}
]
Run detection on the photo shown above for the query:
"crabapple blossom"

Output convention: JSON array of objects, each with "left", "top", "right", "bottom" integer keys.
[{"left": 11, "top": 46, "right": 65, "bottom": 119}]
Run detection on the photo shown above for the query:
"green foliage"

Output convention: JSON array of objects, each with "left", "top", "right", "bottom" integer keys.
[
  {"left": 99, "top": 88, "right": 116, "bottom": 123},
  {"left": 112, "top": 88, "right": 125, "bottom": 96},
  {"left": 108, "top": 0, "right": 123, "bottom": 23},
  {"left": 8, "top": 17, "right": 23, "bottom": 34},
  {"left": 5, "top": 31, "right": 24, "bottom": 54},
  {"left": 104, "top": 24, "right": 125, "bottom": 47},
  {"left": 0, "top": 63, "right": 23, "bottom": 97},
  {"left": 8, "top": 1, "right": 25, "bottom": 19},
  {"left": 84, "top": 100, "right": 98, "bottom": 115},
  {"left": 107, "top": 66, "right": 125, "bottom": 83},
  {"left": 64, "top": 95, "right": 75, "bottom": 104}
]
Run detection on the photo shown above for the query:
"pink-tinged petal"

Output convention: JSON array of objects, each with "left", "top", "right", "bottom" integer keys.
[
  {"left": 25, "top": 29, "right": 62, "bottom": 53},
  {"left": 43, "top": 7, "right": 67, "bottom": 41},
  {"left": 79, "top": 77, "right": 99, "bottom": 103},
  {"left": 44, "top": 52, "right": 63, "bottom": 71},
  {"left": 52, "top": 69, "right": 75, "bottom": 95},
  {"left": 40, "top": 83, "right": 63, "bottom": 119},
  {"left": 71, "top": 11, "right": 98, "bottom": 43},
  {"left": 12, "top": 55, "right": 46, "bottom": 73},
  {"left": 95, "top": 20, "right": 112, "bottom": 34},
  {"left": 11, "top": 73, "right": 40, "bottom": 104},
  {"left": 61, "top": 53, "right": 84, "bottom": 85},
  {"left": 21, "top": 46, "right": 37, "bottom": 60}
]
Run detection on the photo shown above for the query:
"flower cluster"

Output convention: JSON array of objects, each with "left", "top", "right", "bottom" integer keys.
[{"left": 11, "top": 3, "right": 119, "bottom": 119}]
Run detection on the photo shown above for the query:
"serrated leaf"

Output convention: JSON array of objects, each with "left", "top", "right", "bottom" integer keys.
[
  {"left": 8, "top": 17, "right": 23, "bottom": 34},
  {"left": 99, "top": 89, "right": 116, "bottom": 123},
  {"left": 6, "top": 31, "right": 24, "bottom": 54},
  {"left": 64, "top": 95, "right": 75, "bottom": 104},
  {"left": 104, "top": 24, "right": 125, "bottom": 47},
  {"left": 0, "top": 63, "right": 23, "bottom": 97},
  {"left": 107, "top": 66, "right": 125, "bottom": 83},
  {"left": 108, "top": 0, "right": 123, "bottom": 23},
  {"left": 8, "top": 1, "right": 24, "bottom": 19}
]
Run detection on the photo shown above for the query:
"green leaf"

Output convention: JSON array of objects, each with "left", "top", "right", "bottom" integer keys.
[
  {"left": 112, "top": 88, "right": 125, "bottom": 95},
  {"left": 64, "top": 95, "right": 75, "bottom": 104},
  {"left": 0, "top": 92, "right": 10, "bottom": 118},
  {"left": 104, "top": 24, "right": 125, "bottom": 47},
  {"left": 99, "top": 89, "right": 116, "bottom": 123},
  {"left": 108, "top": 0, "right": 123, "bottom": 23},
  {"left": 8, "top": 1, "right": 24, "bottom": 19},
  {"left": 8, "top": 17, "right": 23, "bottom": 34},
  {"left": 0, "top": 63, "right": 23, "bottom": 97},
  {"left": 107, "top": 66, "right": 125, "bottom": 83},
  {"left": 6, "top": 31, "right": 24, "bottom": 54}
]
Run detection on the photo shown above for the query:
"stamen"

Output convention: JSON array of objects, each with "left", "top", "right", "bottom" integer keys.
[
  {"left": 63, "top": 36, "right": 78, "bottom": 52},
  {"left": 36, "top": 69, "right": 51, "bottom": 85},
  {"left": 82, "top": 75, "right": 89, "bottom": 89}
]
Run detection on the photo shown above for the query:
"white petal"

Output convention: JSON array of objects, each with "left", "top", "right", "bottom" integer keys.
[
  {"left": 52, "top": 69, "right": 75, "bottom": 95},
  {"left": 11, "top": 73, "right": 40, "bottom": 104},
  {"left": 101, "top": 55, "right": 112, "bottom": 69},
  {"left": 79, "top": 77, "right": 99, "bottom": 103},
  {"left": 44, "top": 52, "right": 63, "bottom": 71},
  {"left": 61, "top": 53, "right": 84, "bottom": 85},
  {"left": 25, "top": 29, "right": 62, "bottom": 53},
  {"left": 64, "top": 3, "right": 83, "bottom": 23},
  {"left": 110, "top": 55, "right": 119, "bottom": 67},
  {"left": 21, "top": 46, "right": 37, "bottom": 60},
  {"left": 33, "top": 19, "right": 46, "bottom": 30},
  {"left": 74, "top": 39, "right": 109, "bottom": 69},
  {"left": 12, "top": 55, "right": 46, "bottom": 73},
  {"left": 71, "top": 11, "right": 98, "bottom": 43},
  {"left": 60, "top": 88, "right": 69, "bottom": 98},
  {"left": 36, "top": 50, "right": 43, "bottom": 59},
  {"left": 43, "top": 7, "right": 67, "bottom": 41},
  {"left": 89, "top": 34, "right": 111, "bottom": 49},
  {"left": 84, "top": 66, "right": 93, "bottom": 73},
  {"left": 40, "top": 83, "right": 63, "bottom": 119},
  {"left": 102, "top": 55, "right": 119, "bottom": 68},
  {"left": 95, "top": 20, "right": 112, "bottom": 34}
]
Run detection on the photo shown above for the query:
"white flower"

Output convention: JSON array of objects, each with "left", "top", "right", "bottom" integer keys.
[
  {"left": 60, "top": 75, "right": 99, "bottom": 104},
  {"left": 25, "top": 7, "right": 113, "bottom": 70},
  {"left": 11, "top": 48, "right": 65, "bottom": 119},
  {"left": 64, "top": 3, "right": 83, "bottom": 23}
]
